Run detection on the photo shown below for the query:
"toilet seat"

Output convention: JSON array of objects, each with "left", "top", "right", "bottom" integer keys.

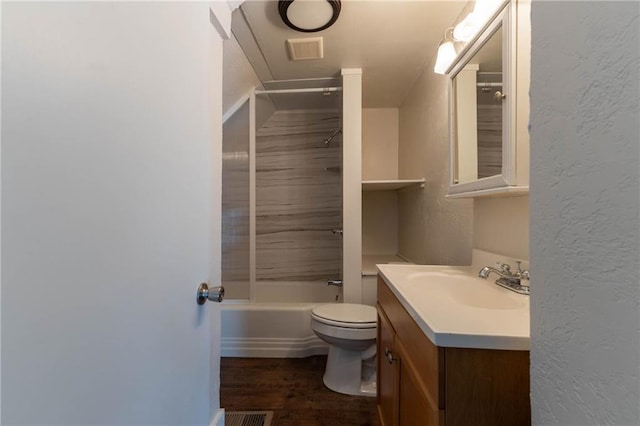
[{"left": 311, "top": 303, "right": 377, "bottom": 329}]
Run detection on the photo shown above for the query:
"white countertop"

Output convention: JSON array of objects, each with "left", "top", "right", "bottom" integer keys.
[
  {"left": 377, "top": 264, "right": 530, "bottom": 351},
  {"left": 362, "top": 254, "right": 408, "bottom": 276}
]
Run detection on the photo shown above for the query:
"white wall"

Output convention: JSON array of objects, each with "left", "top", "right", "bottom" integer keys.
[
  {"left": 530, "top": 2, "right": 640, "bottom": 425},
  {"left": 223, "top": 33, "right": 260, "bottom": 115},
  {"left": 2, "top": 3, "right": 221, "bottom": 423},
  {"left": 397, "top": 65, "right": 473, "bottom": 265},
  {"left": 362, "top": 191, "right": 398, "bottom": 255},
  {"left": 362, "top": 108, "right": 400, "bottom": 256},
  {"left": 474, "top": 196, "right": 529, "bottom": 260},
  {"left": 362, "top": 108, "right": 399, "bottom": 180}
]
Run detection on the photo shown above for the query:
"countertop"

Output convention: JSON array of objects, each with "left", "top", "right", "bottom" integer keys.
[
  {"left": 377, "top": 264, "right": 530, "bottom": 351},
  {"left": 362, "top": 254, "right": 408, "bottom": 276}
]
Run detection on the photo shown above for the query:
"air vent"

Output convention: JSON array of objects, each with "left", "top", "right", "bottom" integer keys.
[{"left": 286, "top": 37, "right": 324, "bottom": 61}]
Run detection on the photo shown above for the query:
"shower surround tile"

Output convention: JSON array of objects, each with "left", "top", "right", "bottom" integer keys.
[
  {"left": 256, "top": 110, "right": 342, "bottom": 282},
  {"left": 477, "top": 104, "right": 502, "bottom": 179}
]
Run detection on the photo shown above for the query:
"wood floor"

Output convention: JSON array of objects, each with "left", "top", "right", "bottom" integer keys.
[{"left": 221, "top": 356, "right": 380, "bottom": 426}]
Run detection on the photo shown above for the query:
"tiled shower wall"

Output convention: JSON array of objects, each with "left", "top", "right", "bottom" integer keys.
[
  {"left": 477, "top": 104, "right": 502, "bottom": 179},
  {"left": 256, "top": 110, "right": 342, "bottom": 281}
]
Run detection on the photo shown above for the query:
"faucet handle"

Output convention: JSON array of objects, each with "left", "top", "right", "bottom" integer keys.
[
  {"left": 496, "top": 262, "right": 511, "bottom": 273},
  {"left": 515, "top": 261, "right": 530, "bottom": 280}
]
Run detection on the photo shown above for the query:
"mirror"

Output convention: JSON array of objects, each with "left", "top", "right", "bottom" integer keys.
[
  {"left": 453, "top": 26, "right": 503, "bottom": 184},
  {"left": 448, "top": 2, "right": 519, "bottom": 196}
]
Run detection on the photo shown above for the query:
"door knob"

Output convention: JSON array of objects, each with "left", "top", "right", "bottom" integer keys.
[{"left": 196, "top": 283, "right": 225, "bottom": 305}]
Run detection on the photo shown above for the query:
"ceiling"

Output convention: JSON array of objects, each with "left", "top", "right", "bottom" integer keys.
[{"left": 233, "top": 0, "right": 467, "bottom": 108}]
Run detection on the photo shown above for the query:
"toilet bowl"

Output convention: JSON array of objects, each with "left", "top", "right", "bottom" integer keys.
[{"left": 311, "top": 303, "right": 377, "bottom": 397}]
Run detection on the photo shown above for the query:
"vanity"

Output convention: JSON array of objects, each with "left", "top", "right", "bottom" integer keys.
[{"left": 376, "top": 259, "right": 530, "bottom": 426}]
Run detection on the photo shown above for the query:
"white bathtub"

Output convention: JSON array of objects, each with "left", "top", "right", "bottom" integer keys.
[{"left": 221, "top": 281, "right": 341, "bottom": 358}]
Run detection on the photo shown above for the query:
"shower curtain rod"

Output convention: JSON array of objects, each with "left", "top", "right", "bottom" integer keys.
[{"left": 254, "top": 87, "right": 342, "bottom": 95}]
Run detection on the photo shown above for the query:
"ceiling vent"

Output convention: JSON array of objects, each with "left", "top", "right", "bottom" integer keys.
[{"left": 286, "top": 37, "right": 324, "bottom": 61}]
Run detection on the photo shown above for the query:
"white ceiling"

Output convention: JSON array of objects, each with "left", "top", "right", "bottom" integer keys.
[{"left": 234, "top": 0, "right": 467, "bottom": 108}]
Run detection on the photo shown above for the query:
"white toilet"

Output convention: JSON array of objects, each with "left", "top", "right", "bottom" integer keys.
[{"left": 311, "top": 303, "right": 377, "bottom": 397}]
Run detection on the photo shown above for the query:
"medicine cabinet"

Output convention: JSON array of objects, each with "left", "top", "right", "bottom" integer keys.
[{"left": 447, "top": 0, "right": 529, "bottom": 198}]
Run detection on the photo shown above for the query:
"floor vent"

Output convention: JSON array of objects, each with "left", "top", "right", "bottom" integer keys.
[{"left": 226, "top": 411, "right": 274, "bottom": 426}]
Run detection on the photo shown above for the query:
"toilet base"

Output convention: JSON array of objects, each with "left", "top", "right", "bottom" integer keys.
[{"left": 322, "top": 345, "right": 376, "bottom": 397}]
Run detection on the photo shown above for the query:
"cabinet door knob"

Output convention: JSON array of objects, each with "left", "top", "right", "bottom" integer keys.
[{"left": 384, "top": 347, "right": 396, "bottom": 364}]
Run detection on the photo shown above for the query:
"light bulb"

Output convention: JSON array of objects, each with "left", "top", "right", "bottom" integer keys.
[
  {"left": 472, "top": 0, "right": 502, "bottom": 23},
  {"left": 453, "top": 13, "right": 479, "bottom": 42},
  {"left": 286, "top": 0, "right": 334, "bottom": 31},
  {"left": 433, "top": 41, "right": 457, "bottom": 75}
]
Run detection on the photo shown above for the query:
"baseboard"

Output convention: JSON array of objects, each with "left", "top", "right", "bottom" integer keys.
[
  {"left": 221, "top": 336, "right": 329, "bottom": 358},
  {"left": 211, "top": 408, "right": 225, "bottom": 426}
]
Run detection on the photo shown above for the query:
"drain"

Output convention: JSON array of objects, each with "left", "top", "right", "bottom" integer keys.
[{"left": 226, "top": 411, "right": 273, "bottom": 426}]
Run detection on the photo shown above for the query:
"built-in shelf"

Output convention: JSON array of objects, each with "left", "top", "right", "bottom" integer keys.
[
  {"left": 362, "top": 178, "right": 425, "bottom": 191},
  {"left": 446, "top": 185, "right": 529, "bottom": 199}
]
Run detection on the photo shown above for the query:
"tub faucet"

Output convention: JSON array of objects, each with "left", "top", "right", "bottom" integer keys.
[
  {"left": 327, "top": 279, "right": 343, "bottom": 287},
  {"left": 478, "top": 261, "right": 530, "bottom": 295}
]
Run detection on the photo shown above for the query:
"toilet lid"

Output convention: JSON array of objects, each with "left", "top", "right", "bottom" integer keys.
[{"left": 311, "top": 304, "right": 377, "bottom": 328}]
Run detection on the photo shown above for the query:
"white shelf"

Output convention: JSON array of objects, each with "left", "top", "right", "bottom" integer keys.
[
  {"left": 362, "top": 178, "right": 425, "bottom": 191},
  {"left": 445, "top": 185, "right": 529, "bottom": 199}
]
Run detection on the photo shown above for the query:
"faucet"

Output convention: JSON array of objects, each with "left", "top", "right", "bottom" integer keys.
[
  {"left": 327, "top": 279, "right": 343, "bottom": 287},
  {"left": 478, "top": 261, "right": 530, "bottom": 295}
]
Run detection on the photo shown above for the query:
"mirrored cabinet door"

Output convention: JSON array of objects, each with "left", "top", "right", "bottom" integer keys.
[
  {"left": 453, "top": 25, "right": 503, "bottom": 184},
  {"left": 447, "top": 0, "right": 528, "bottom": 197}
]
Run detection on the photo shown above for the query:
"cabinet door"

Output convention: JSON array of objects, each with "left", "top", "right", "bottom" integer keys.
[
  {"left": 396, "top": 341, "right": 441, "bottom": 426},
  {"left": 377, "top": 306, "right": 397, "bottom": 426}
]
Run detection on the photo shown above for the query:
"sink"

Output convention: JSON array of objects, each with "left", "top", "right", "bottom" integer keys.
[
  {"left": 376, "top": 262, "right": 530, "bottom": 350},
  {"left": 448, "top": 282, "right": 525, "bottom": 310},
  {"left": 405, "top": 269, "right": 526, "bottom": 310}
]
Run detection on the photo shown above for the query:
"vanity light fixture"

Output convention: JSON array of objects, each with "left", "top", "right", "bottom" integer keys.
[
  {"left": 278, "top": 0, "right": 341, "bottom": 33},
  {"left": 433, "top": 28, "right": 457, "bottom": 75},
  {"left": 453, "top": 0, "right": 503, "bottom": 42}
]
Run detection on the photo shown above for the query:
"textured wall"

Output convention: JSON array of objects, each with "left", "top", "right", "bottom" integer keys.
[
  {"left": 474, "top": 196, "right": 529, "bottom": 260},
  {"left": 256, "top": 110, "right": 342, "bottom": 281},
  {"left": 530, "top": 2, "right": 640, "bottom": 425},
  {"left": 397, "top": 63, "right": 473, "bottom": 265}
]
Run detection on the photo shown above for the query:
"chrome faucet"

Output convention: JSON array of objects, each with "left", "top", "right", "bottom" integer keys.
[
  {"left": 327, "top": 279, "right": 343, "bottom": 287},
  {"left": 478, "top": 261, "right": 530, "bottom": 295}
]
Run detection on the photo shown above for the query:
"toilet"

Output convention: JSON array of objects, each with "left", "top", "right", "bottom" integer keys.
[{"left": 311, "top": 303, "right": 377, "bottom": 397}]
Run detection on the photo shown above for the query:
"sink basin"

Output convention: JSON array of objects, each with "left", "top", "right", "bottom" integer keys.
[{"left": 405, "top": 270, "right": 526, "bottom": 310}]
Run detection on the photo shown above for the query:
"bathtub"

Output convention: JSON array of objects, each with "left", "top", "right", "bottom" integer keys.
[{"left": 221, "top": 281, "right": 341, "bottom": 358}]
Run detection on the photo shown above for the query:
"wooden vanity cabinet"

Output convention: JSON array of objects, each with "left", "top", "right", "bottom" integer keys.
[{"left": 376, "top": 276, "right": 531, "bottom": 426}]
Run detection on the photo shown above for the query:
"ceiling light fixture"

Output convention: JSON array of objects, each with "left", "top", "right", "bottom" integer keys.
[
  {"left": 278, "top": 0, "right": 341, "bottom": 33},
  {"left": 433, "top": 28, "right": 457, "bottom": 75}
]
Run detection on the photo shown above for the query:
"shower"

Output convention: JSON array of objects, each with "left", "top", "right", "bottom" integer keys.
[
  {"left": 221, "top": 79, "right": 344, "bottom": 302},
  {"left": 323, "top": 128, "right": 343, "bottom": 146}
]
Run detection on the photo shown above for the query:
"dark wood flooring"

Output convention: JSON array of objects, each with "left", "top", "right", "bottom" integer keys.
[{"left": 221, "top": 356, "right": 380, "bottom": 426}]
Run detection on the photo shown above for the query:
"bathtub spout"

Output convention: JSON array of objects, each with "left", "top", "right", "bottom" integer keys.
[{"left": 327, "top": 279, "right": 343, "bottom": 287}]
